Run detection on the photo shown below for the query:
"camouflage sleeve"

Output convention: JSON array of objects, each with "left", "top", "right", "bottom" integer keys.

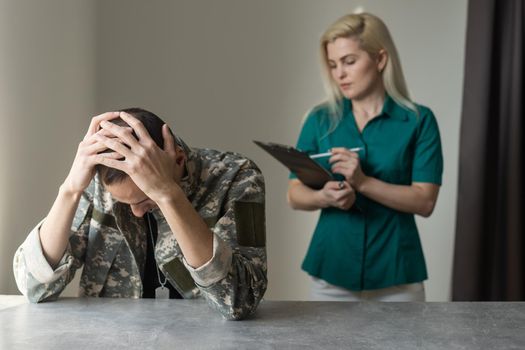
[
  {"left": 12, "top": 191, "right": 92, "bottom": 303},
  {"left": 183, "top": 160, "right": 267, "bottom": 320}
]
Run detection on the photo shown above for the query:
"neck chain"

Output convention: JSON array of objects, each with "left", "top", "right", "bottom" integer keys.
[{"left": 146, "top": 212, "right": 167, "bottom": 289}]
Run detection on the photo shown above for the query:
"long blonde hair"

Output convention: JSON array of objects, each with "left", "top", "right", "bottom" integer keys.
[{"left": 320, "top": 13, "right": 417, "bottom": 131}]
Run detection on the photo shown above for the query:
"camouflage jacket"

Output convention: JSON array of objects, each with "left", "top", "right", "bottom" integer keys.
[{"left": 13, "top": 145, "right": 267, "bottom": 320}]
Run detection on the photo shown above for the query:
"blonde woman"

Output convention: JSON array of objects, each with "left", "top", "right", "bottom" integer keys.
[{"left": 287, "top": 13, "right": 443, "bottom": 301}]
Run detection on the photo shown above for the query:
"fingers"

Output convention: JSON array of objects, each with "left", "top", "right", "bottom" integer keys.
[
  {"left": 93, "top": 151, "right": 122, "bottom": 161},
  {"left": 330, "top": 148, "right": 353, "bottom": 159},
  {"left": 329, "top": 152, "right": 358, "bottom": 164},
  {"left": 119, "top": 111, "right": 150, "bottom": 141},
  {"left": 320, "top": 180, "right": 355, "bottom": 210},
  {"left": 337, "top": 201, "right": 353, "bottom": 211},
  {"left": 84, "top": 140, "right": 111, "bottom": 155},
  {"left": 337, "top": 181, "right": 354, "bottom": 191},
  {"left": 331, "top": 155, "right": 359, "bottom": 180},
  {"left": 84, "top": 127, "right": 127, "bottom": 149},
  {"left": 334, "top": 188, "right": 355, "bottom": 210},
  {"left": 100, "top": 120, "right": 140, "bottom": 150},
  {"left": 323, "top": 181, "right": 352, "bottom": 193},
  {"left": 97, "top": 128, "right": 119, "bottom": 138},
  {"left": 323, "top": 181, "right": 343, "bottom": 190},
  {"left": 162, "top": 124, "right": 176, "bottom": 154},
  {"left": 330, "top": 147, "right": 360, "bottom": 155},
  {"left": 331, "top": 163, "right": 353, "bottom": 172},
  {"left": 93, "top": 154, "right": 127, "bottom": 172},
  {"left": 84, "top": 112, "right": 121, "bottom": 140},
  {"left": 82, "top": 128, "right": 119, "bottom": 147},
  {"left": 95, "top": 133, "right": 132, "bottom": 158},
  {"left": 332, "top": 187, "right": 353, "bottom": 199}
]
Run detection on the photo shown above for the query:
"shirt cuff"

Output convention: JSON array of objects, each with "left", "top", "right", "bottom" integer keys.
[
  {"left": 182, "top": 234, "right": 232, "bottom": 287},
  {"left": 22, "top": 219, "right": 72, "bottom": 284}
]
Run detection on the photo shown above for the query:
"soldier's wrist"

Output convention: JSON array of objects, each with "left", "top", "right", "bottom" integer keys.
[
  {"left": 59, "top": 181, "right": 83, "bottom": 200},
  {"left": 152, "top": 182, "right": 185, "bottom": 207}
]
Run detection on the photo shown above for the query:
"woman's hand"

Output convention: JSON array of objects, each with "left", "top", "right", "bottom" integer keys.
[
  {"left": 62, "top": 112, "right": 122, "bottom": 195},
  {"left": 329, "top": 147, "right": 367, "bottom": 190},
  {"left": 316, "top": 180, "right": 356, "bottom": 210}
]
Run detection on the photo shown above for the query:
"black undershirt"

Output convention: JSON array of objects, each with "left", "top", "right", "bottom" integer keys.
[{"left": 142, "top": 212, "right": 182, "bottom": 299}]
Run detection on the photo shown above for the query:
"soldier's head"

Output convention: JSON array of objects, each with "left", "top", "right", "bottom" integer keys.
[{"left": 96, "top": 107, "right": 187, "bottom": 217}]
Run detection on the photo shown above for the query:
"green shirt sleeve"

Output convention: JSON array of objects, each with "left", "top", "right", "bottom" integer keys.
[{"left": 411, "top": 107, "right": 443, "bottom": 185}]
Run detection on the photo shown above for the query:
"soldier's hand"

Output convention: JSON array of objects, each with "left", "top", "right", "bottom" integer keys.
[
  {"left": 62, "top": 112, "right": 122, "bottom": 195},
  {"left": 94, "top": 112, "right": 183, "bottom": 202}
]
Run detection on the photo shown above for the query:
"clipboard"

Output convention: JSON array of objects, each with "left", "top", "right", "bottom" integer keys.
[{"left": 253, "top": 140, "right": 333, "bottom": 189}]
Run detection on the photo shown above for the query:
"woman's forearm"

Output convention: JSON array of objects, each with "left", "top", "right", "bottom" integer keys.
[
  {"left": 287, "top": 181, "right": 326, "bottom": 211},
  {"left": 357, "top": 176, "right": 439, "bottom": 217}
]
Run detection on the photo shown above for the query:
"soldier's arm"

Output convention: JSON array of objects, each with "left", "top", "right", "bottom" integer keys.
[
  {"left": 182, "top": 161, "right": 267, "bottom": 320},
  {"left": 38, "top": 184, "right": 85, "bottom": 267},
  {"left": 13, "top": 186, "right": 92, "bottom": 303},
  {"left": 13, "top": 112, "right": 120, "bottom": 301}
]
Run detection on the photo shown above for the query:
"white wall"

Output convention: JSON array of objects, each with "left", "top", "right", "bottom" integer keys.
[{"left": 0, "top": 0, "right": 467, "bottom": 301}]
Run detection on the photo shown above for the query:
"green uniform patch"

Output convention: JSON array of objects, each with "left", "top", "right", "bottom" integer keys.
[{"left": 233, "top": 201, "right": 265, "bottom": 247}]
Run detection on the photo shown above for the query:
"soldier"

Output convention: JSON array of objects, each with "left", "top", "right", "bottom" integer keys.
[{"left": 13, "top": 108, "right": 267, "bottom": 320}]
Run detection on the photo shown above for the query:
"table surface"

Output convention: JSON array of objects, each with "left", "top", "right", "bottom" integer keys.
[
  {"left": 0, "top": 295, "right": 26, "bottom": 311},
  {"left": 1, "top": 295, "right": 524, "bottom": 349}
]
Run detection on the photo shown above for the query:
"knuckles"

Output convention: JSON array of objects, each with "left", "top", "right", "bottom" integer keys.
[{"left": 135, "top": 146, "right": 148, "bottom": 159}]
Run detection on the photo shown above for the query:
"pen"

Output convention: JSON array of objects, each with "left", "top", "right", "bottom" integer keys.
[{"left": 309, "top": 147, "right": 363, "bottom": 159}]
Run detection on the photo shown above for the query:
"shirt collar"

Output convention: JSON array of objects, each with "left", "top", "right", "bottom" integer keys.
[
  {"left": 342, "top": 94, "right": 409, "bottom": 121},
  {"left": 381, "top": 95, "right": 409, "bottom": 121}
]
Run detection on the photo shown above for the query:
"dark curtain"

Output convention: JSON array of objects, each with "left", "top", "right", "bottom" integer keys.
[{"left": 452, "top": 0, "right": 524, "bottom": 300}]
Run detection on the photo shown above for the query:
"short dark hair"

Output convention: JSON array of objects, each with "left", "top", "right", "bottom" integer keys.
[{"left": 95, "top": 107, "right": 169, "bottom": 185}]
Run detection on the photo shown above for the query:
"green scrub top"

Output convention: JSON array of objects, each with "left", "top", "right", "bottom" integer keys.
[{"left": 290, "top": 95, "right": 443, "bottom": 291}]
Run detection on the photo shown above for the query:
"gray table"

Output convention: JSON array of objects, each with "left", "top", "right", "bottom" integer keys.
[{"left": 0, "top": 296, "right": 524, "bottom": 349}]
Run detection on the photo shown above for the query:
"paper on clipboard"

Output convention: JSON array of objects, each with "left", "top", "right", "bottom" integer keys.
[{"left": 253, "top": 140, "right": 333, "bottom": 189}]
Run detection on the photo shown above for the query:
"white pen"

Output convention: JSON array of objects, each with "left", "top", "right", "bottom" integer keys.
[{"left": 309, "top": 147, "right": 363, "bottom": 159}]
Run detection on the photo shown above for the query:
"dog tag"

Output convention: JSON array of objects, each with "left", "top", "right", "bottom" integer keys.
[{"left": 155, "top": 286, "right": 170, "bottom": 299}]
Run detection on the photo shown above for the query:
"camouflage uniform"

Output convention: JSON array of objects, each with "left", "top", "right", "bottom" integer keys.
[{"left": 13, "top": 141, "right": 267, "bottom": 320}]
